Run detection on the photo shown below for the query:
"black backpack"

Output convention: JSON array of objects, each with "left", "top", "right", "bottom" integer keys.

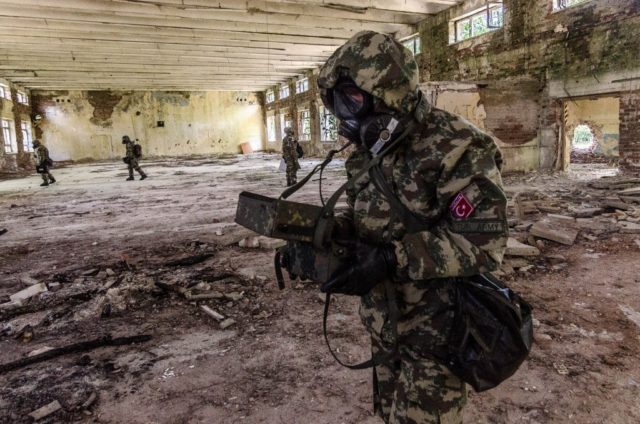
[
  {"left": 296, "top": 143, "right": 304, "bottom": 158},
  {"left": 133, "top": 143, "right": 142, "bottom": 158}
]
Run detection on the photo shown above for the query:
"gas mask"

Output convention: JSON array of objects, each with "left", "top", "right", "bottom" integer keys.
[{"left": 321, "top": 78, "right": 405, "bottom": 155}]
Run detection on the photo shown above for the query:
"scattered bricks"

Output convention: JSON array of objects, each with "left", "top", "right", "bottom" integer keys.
[
  {"left": 506, "top": 238, "right": 540, "bottom": 257},
  {"left": 28, "top": 400, "right": 62, "bottom": 421},
  {"left": 10, "top": 283, "right": 48, "bottom": 303},
  {"left": 530, "top": 220, "right": 578, "bottom": 245}
]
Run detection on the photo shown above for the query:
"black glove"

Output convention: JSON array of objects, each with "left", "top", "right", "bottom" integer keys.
[{"left": 320, "top": 241, "right": 397, "bottom": 296}]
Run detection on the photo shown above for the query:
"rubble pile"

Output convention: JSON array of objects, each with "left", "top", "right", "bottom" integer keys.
[{"left": 499, "top": 175, "right": 640, "bottom": 277}]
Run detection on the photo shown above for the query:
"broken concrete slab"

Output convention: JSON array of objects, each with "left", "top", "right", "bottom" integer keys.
[
  {"left": 9, "top": 283, "right": 48, "bottom": 303},
  {"left": 20, "top": 276, "right": 40, "bottom": 286},
  {"left": 618, "top": 186, "right": 640, "bottom": 196},
  {"left": 28, "top": 400, "right": 62, "bottom": 421},
  {"left": 530, "top": 220, "right": 579, "bottom": 245},
  {"left": 570, "top": 207, "right": 604, "bottom": 218},
  {"left": 618, "top": 221, "right": 640, "bottom": 234},
  {"left": 506, "top": 238, "right": 540, "bottom": 256},
  {"left": 602, "top": 199, "right": 632, "bottom": 211},
  {"left": 28, "top": 346, "right": 55, "bottom": 357},
  {"left": 82, "top": 268, "right": 99, "bottom": 276}
]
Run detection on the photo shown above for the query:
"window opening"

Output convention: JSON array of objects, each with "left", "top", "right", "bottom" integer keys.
[
  {"left": 298, "top": 109, "right": 311, "bottom": 141},
  {"left": 401, "top": 34, "right": 422, "bottom": 56},
  {"left": 296, "top": 78, "right": 309, "bottom": 94},
  {"left": 553, "top": 0, "right": 590, "bottom": 11},
  {"left": 572, "top": 124, "right": 595, "bottom": 151},
  {"left": 280, "top": 113, "right": 292, "bottom": 140},
  {"left": 0, "top": 84, "right": 10, "bottom": 100},
  {"left": 279, "top": 85, "right": 290, "bottom": 100},
  {"left": 451, "top": 2, "right": 503, "bottom": 43},
  {"left": 266, "top": 90, "right": 275, "bottom": 104},
  {"left": 319, "top": 106, "right": 337, "bottom": 142},
  {"left": 17, "top": 91, "right": 29, "bottom": 105},
  {"left": 266, "top": 115, "right": 277, "bottom": 143},
  {"left": 2, "top": 119, "right": 17, "bottom": 153},
  {"left": 21, "top": 121, "right": 33, "bottom": 152}
]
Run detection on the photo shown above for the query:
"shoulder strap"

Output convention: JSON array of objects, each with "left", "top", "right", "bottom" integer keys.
[
  {"left": 323, "top": 278, "right": 399, "bottom": 369},
  {"left": 369, "top": 164, "right": 430, "bottom": 233}
]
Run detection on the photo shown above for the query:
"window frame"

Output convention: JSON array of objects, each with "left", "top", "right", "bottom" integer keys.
[
  {"left": 553, "top": 0, "right": 591, "bottom": 11},
  {"left": 2, "top": 119, "right": 17, "bottom": 154},
  {"left": 279, "top": 111, "right": 292, "bottom": 140},
  {"left": 266, "top": 114, "right": 277, "bottom": 143},
  {"left": 265, "top": 90, "right": 275, "bottom": 104},
  {"left": 296, "top": 78, "right": 309, "bottom": 94},
  {"left": 297, "top": 108, "right": 311, "bottom": 141},
  {"left": 16, "top": 91, "right": 29, "bottom": 105},
  {"left": 318, "top": 105, "right": 338, "bottom": 143},
  {"left": 451, "top": 2, "right": 503, "bottom": 44},
  {"left": 21, "top": 121, "right": 34, "bottom": 152},
  {"left": 0, "top": 83, "right": 11, "bottom": 101},
  {"left": 279, "top": 84, "right": 290, "bottom": 100},
  {"left": 400, "top": 34, "right": 422, "bottom": 56}
]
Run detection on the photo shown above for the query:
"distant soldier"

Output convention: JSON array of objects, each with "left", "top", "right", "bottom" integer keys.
[
  {"left": 32, "top": 139, "right": 55, "bottom": 187},
  {"left": 122, "top": 135, "right": 147, "bottom": 181},
  {"left": 282, "top": 127, "right": 300, "bottom": 186}
]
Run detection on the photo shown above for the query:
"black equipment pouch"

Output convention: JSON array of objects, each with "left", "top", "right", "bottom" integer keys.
[
  {"left": 35, "top": 165, "right": 44, "bottom": 174},
  {"left": 296, "top": 144, "right": 304, "bottom": 158},
  {"left": 446, "top": 273, "right": 533, "bottom": 392},
  {"left": 123, "top": 157, "right": 131, "bottom": 164},
  {"left": 133, "top": 143, "right": 142, "bottom": 158}
]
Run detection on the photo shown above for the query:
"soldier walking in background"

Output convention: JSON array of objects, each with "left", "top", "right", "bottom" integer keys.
[
  {"left": 33, "top": 139, "right": 55, "bottom": 187},
  {"left": 122, "top": 135, "right": 147, "bottom": 181},
  {"left": 281, "top": 127, "right": 300, "bottom": 186}
]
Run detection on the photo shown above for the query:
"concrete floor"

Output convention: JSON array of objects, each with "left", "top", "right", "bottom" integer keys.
[{"left": 1, "top": 155, "right": 640, "bottom": 423}]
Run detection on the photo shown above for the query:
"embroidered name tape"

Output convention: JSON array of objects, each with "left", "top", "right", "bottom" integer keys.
[{"left": 450, "top": 192, "right": 475, "bottom": 220}]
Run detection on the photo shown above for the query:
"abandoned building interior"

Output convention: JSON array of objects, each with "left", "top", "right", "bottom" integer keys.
[{"left": 1, "top": 0, "right": 640, "bottom": 422}]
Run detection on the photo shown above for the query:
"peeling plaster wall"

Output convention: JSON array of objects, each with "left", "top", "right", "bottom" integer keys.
[
  {"left": 0, "top": 78, "right": 33, "bottom": 173},
  {"left": 31, "top": 90, "right": 264, "bottom": 162},
  {"left": 418, "top": 0, "right": 640, "bottom": 173}
]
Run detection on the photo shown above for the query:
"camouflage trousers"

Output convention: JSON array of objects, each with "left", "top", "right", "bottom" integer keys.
[
  {"left": 361, "top": 281, "right": 467, "bottom": 424},
  {"left": 284, "top": 158, "right": 299, "bottom": 186},
  {"left": 128, "top": 158, "right": 146, "bottom": 178},
  {"left": 39, "top": 165, "right": 55, "bottom": 184}
]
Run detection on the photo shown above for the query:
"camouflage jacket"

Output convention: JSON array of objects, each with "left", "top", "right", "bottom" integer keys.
[
  {"left": 34, "top": 145, "right": 50, "bottom": 166},
  {"left": 125, "top": 141, "right": 136, "bottom": 160},
  {"left": 282, "top": 135, "right": 299, "bottom": 164},
  {"left": 341, "top": 103, "right": 508, "bottom": 342}
]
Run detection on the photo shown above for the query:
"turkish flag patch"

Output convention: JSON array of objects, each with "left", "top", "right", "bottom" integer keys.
[{"left": 450, "top": 192, "right": 475, "bottom": 220}]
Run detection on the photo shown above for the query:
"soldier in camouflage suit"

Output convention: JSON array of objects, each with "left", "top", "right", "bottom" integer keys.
[
  {"left": 122, "top": 135, "right": 147, "bottom": 181},
  {"left": 317, "top": 31, "right": 508, "bottom": 423},
  {"left": 32, "top": 139, "right": 56, "bottom": 187},
  {"left": 282, "top": 127, "right": 300, "bottom": 186}
]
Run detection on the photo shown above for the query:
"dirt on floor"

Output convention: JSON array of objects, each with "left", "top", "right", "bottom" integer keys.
[{"left": 1, "top": 156, "right": 639, "bottom": 424}]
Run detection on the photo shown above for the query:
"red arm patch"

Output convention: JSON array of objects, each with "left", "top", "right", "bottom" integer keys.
[{"left": 450, "top": 192, "right": 475, "bottom": 220}]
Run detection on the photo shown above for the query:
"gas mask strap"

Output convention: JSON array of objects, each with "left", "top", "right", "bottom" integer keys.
[{"left": 313, "top": 120, "right": 416, "bottom": 248}]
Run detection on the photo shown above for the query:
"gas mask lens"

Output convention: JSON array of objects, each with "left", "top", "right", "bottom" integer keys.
[{"left": 333, "top": 82, "right": 371, "bottom": 121}]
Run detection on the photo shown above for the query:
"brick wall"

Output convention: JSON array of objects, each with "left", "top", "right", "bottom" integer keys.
[
  {"left": 418, "top": 0, "right": 640, "bottom": 171},
  {"left": 619, "top": 91, "right": 640, "bottom": 172}
]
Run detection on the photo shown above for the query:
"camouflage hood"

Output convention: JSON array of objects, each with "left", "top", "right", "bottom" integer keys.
[{"left": 318, "top": 31, "right": 421, "bottom": 116}]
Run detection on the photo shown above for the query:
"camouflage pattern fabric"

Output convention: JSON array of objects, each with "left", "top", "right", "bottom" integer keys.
[
  {"left": 35, "top": 144, "right": 55, "bottom": 184},
  {"left": 125, "top": 141, "right": 146, "bottom": 178},
  {"left": 320, "top": 31, "right": 508, "bottom": 424},
  {"left": 282, "top": 135, "right": 300, "bottom": 186},
  {"left": 317, "top": 31, "right": 420, "bottom": 116}
]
